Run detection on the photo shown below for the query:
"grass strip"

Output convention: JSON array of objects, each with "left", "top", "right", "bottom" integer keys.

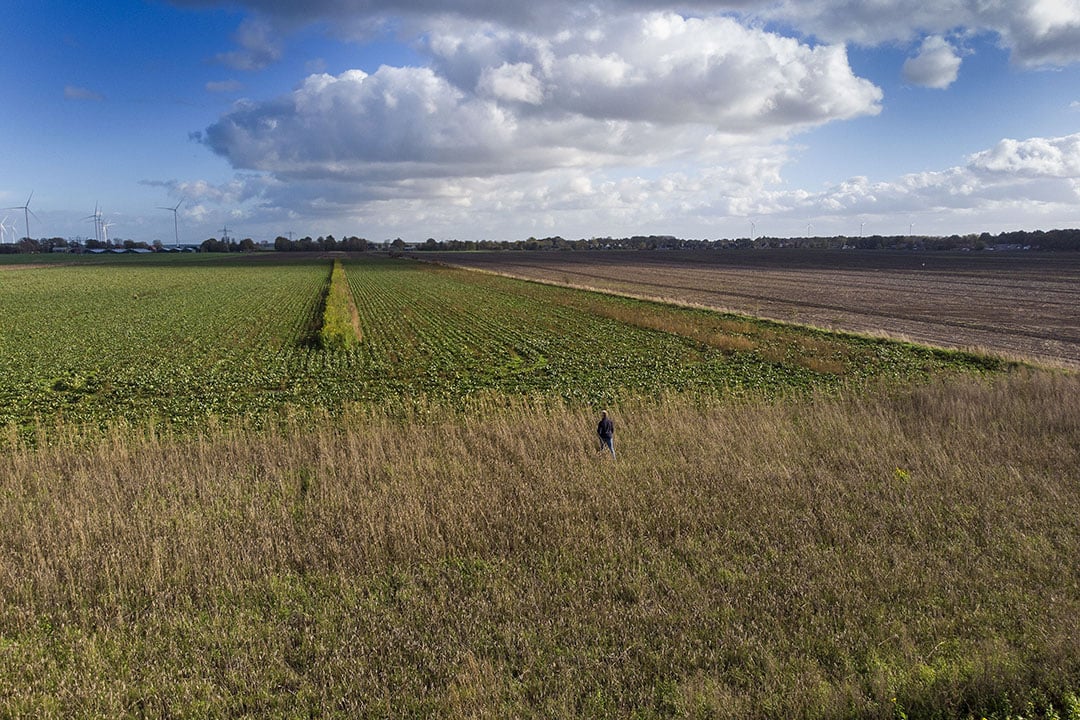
[{"left": 318, "top": 259, "right": 362, "bottom": 350}]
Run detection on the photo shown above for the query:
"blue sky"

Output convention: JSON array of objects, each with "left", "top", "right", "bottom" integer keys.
[{"left": 2, "top": 0, "right": 1079, "bottom": 245}]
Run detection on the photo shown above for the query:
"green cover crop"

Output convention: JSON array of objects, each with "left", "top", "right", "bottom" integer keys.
[{"left": 0, "top": 254, "right": 1010, "bottom": 438}]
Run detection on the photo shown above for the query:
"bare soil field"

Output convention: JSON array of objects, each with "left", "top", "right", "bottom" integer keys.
[{"left": 430, "top": 249, "right": 1080, "bottom": 369}]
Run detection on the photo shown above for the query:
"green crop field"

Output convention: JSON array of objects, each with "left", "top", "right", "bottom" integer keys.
[{"left": 0, "top": 254, "right": 1009, "bottom": 441}]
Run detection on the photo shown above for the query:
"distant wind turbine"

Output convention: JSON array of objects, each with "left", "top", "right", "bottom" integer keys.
[
  {"left": 157, "top": 200, "right": 183, "bottom": 247},
  {"left": 84, "top": 203, "right": 103, "bottom": 244},
  {"left": 0, "top": 216, "right": 13, "bottom": 244},
  {"left": 101, "top": 219, "right": 115, "bottom": 245},
  {"left": 4, "top": 191, "right": 37, "bottom": 242}
]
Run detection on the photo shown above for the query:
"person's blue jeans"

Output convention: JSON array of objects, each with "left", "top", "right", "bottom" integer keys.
[{"left": 600, "top": 435, "right": 615, "bottom": 459}]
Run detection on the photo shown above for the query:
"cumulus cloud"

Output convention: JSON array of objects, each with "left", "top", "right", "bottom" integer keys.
[
  {"left": 968, "top": 133, "right": 1080, "bottom": 177},
  {"left": 169, "top": 1, "right": 1080, "bottom": 238},
  {"left": 204, "top": 67, "right": 532, "bottom": 179},
  {"left": 476, "top": 62, "right": 545, "bottom": 104},
  {"left": 751, "top": 132, "right": 1080, "bottom": 233},
  {"left": 169, "top": 129, "right": 1080, "bottom": 241},
  {"left": 202, "top": 13, "right": 881, "bottom": 183},
  {"left": 429, "top": 14, "right": 881, "bottom": 128},
  {"left": 902, "top": 36, "right": 962, "bottom": 88}
]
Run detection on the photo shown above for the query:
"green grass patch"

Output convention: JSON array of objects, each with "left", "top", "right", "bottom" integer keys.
[{"left": 318, "top": 259, "right": 363, "bottom": 350}]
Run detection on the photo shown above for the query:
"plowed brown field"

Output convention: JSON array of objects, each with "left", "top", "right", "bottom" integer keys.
[{"left": 430, "top": 249, "right": 1080, "bottom": 369}]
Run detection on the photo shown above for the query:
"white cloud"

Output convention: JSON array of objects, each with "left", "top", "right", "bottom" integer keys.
[
  {"left": 168, "top": 1, "right": 1080, "bottom": 239},
  {"left": 202, "top": 13, "right": 881, "bottom": 185},
  {"left": 205, "top": 67, "right": 535, "bottom": 179},
  {"left": 426, "top": 14, "right": 881, "bottom": 128},
  {"left": 902, "top": 35, "right": 962, "bottom": 88},
  {"left": 477, "top": 62, "right": 545, "bottom": 104},
  {"left": 968, "top": 133, "right": 1080, "bottom": 177},
  {"left": 749, "top": 132, "right": 1080, "bottom": 233},
  {"left": 171, "top": 131, "right": 1080, "bottom": 241}
]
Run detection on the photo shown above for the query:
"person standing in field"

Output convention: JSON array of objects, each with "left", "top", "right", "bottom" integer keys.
[{"left": 597, "top": 410, "right": 615, "bottom": 459}]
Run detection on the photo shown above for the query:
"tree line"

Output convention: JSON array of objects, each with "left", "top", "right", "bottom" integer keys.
[
  {"left": 413, "top": 228, "right": 1080, "bottom": 252},
  {"left": 6, "top": 228, "right": 1080, "bottom": 255}
]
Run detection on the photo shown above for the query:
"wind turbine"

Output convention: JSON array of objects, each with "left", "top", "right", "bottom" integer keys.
[
  {"left": 101, "top": 219, "right": 115, "bottom": 246},
  {"left": 4, "top": 191, "right": 37, "bottom": 242},
  {"left": 0, "top": 216, "right": 12, "bottom": 244},
  {"left": 84, "top": 204, "right": 103, "bottom": 244},
  {"left": 157, "top": 199, "right": 182, "bottom": 247}
]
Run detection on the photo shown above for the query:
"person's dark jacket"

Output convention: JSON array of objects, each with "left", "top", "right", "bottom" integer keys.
[{"left": 597, "top": 416, "right": 614, "bottom": 440}]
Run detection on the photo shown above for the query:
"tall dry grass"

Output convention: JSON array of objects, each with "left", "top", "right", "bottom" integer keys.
[{"left": 0, "top": 371, "right": 1078, "bottom": 718}]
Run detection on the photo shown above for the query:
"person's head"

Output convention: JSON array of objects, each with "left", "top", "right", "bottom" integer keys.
[{"left": 601, "top": 410, "right": 608, "bottom": 417}]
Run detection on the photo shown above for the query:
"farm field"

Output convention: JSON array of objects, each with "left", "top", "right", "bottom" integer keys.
[
  {"left": 0, "top": 253, "right": 1008, "bottom": 439},
  {"left": 1, "top": 252, "right": 1077, "bottom": 719},
  {"left": 430, "top": 249, "right": 1080, "bottom": 369}
]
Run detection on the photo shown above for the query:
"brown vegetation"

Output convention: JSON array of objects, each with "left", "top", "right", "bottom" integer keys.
[{"left": 1, "top": 371, "right": 1077, "bottom": 717}]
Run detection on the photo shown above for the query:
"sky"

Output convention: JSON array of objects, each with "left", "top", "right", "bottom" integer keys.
[{"left": 2, "top": 0, "right": 1080, "bottom": 245}]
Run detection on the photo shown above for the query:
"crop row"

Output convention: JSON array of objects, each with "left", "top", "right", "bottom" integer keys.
[
  {"left": 0, "top": 258, "right": 327, "bottom": 432},
  {"left": 0, "top": 255, "right": 1007, "bottom": 438}
]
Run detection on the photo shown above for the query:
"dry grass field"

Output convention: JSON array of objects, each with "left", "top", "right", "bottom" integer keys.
[
  {"left": 2, "top": 374, "right": 1078, "bottom": 718},
  {"left": 430, "top": 250, "right": 1080, "bottom": 369}
]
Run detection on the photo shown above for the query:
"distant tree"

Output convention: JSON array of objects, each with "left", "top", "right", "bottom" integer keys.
[
  {"left": 340, "top": 235, "right": 368, "bottom": 251},
  {"left": 201, "top": 237, "right": 228, "bottom": 252},
  {"left": 239, "top": 237, "right": 256, "bottom": 252}
]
